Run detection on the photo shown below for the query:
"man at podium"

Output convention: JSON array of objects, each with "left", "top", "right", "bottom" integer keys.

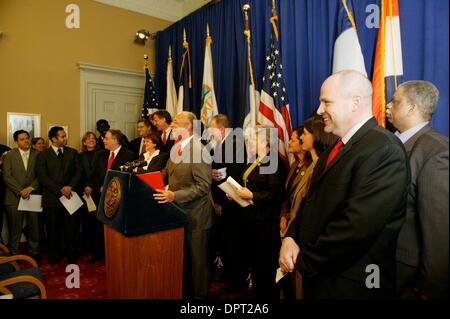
[{"left": 154, "top": 111, "right": 214, "bottom": 299}]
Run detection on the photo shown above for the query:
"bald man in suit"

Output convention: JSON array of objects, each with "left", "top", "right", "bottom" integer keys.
[{"left": 279, "top": 70, "right": 410, "bottom": 299}]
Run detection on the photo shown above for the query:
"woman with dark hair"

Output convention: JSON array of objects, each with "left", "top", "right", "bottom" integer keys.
[
  {"left": 79, "top": 131, "right": 100, "bottom": 258},
  {"left": 31, "top": 137, "right": 46, "bottom": 152},
  {"left": 280, "top": 126, "right": 312, "bottom": 237},
  {"left": 134, "top": 131, "right": 169, "bottom": 173},
  {"left": 284, "top": 115, "right": 337, "bottom": 299}
]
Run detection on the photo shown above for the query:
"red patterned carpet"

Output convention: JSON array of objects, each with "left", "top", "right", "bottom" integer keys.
[
  {"left": 38, "top": 253, "right": 107, "bottom": 299},
  {"left": 37, "top": 253, "right": 252, "bottom": 299}
]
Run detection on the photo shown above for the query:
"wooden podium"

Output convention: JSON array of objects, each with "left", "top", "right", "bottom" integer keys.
[{"left": 97, "top": 171, "right": 187, "bottom": 299}]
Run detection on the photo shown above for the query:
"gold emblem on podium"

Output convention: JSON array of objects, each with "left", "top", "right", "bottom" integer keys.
[{"left": 104, "top": 177, "right": 121, "bottom": 219}]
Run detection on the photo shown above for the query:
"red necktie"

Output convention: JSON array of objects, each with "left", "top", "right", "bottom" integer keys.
[
  {"left": 174, "top": 136, "right": 182, "bottom": 156},
  {"left": 162, "top": 131, "right": 167, "bottom": 144},
  {"left": 107, "top": 151, "right": 115, "bottom": 170},
  {"left": 326, "top": 139, "right": 344, "bottom": 168}
]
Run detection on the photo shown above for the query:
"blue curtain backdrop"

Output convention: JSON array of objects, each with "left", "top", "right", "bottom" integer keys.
[{"left": 155, "top": 0, "right": 449, "bottom": 136}]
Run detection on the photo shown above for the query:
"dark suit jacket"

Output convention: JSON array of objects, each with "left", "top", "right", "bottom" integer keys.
[
  {"left": 286, "top": 118, "right": 410, "bottom": 298},
  {"left": 135, "top": 151, "right": 169, "bottom": 173},
  {"left": 36, "top": 146, "right": 82, "bottom": 208},
  {"left": 160, "top": 130, "right": 175, "bottom": 154},
  {"left": 396, "top": 125, "right": 449, "bottom": 298},
  {"left": 161, "top": 137, "right": 213, "bottom": 232},
  {"left": 90, "top": 147, "right": 135, "bottom": 192},
  {"left": 211, "top": 133, "right": 247, "bottom": 207},
  {"left": 2, "top": 149, "right": 39, "bottom": 206},
  {"left": 129, "top": 137, "right": 144, "bottom": 160}
]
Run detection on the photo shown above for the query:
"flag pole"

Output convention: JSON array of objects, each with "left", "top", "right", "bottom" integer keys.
[
  {"left": 242, "top": 4, "right": 255, "bottom": 89},
  {"left": 270, "top": 0, "right": 279, "bottom": 40},
  {"left": 144, "top": 54, "right": 148, "bottom": 69}
]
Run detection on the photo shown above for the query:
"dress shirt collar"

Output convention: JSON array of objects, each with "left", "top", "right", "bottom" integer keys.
[
  {"left": 143, "top": 150, "right": 160, "bottom": 170},
  {"left": 342, "top": 116, "right": 373, "bottom": 145},
  {"left": 109, "top": 145, "right": 122, "bottom": 158},
  {"left": 394, "top": 121, "right": 429, "bottom": 144},
  {"left": 18, "top": 148, "right": 30, "bottom": 156},
  {"left": 51, "top": 145, "right": 63, "bottom": 155},
  {"left": 180, "top": 135, "right": 194, "bottom": 150}
]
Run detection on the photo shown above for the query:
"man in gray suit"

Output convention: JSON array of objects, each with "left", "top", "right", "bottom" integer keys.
[
  {"left": 387, "top": 80, "right": 449, "bottom": 299},
  {"left": 2, "top": 130, "right": 40, "bottom": 258},
  {"left": 154, "top": 111, "right": 214, "bottom": 299}
]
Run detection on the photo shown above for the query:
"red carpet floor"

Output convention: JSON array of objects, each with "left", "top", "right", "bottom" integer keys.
[{"left": 37, "top": 253, "right": 252, "bottom": 299}]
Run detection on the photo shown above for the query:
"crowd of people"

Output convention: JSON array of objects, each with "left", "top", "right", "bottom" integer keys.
[{"left": 0, "top": 70, "right": 448, "bottom": 299}]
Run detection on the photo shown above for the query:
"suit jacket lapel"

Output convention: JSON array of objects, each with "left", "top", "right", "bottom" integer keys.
[{"left": 316, "top": 118, "right": 378, "bottom": 182}]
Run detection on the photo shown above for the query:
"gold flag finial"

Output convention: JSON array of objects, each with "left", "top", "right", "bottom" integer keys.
[
  {"left": 168, "top": 45, "right": 172, "bottom": 57},
  {"left": 206, "top": 23, "right": 210, "bottom": 37},
  {"left": 144, "top": 54, "right": 148, "bottom": 68},
  {"left": 272, "top": 0, "right": 277, "bottom": 16},
  {"left": 183, "top": 28, "right": 187, "bottom": 42},
  {"left": 243, "top": 4, "right": 250, "bottom": 31}
]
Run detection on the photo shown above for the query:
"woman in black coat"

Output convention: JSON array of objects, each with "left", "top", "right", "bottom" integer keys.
[{"left": 232, "top": 125, "right": 285, "bottom": 299}]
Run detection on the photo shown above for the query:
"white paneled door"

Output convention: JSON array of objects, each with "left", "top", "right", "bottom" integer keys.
[{"left": 79, "top": 63, "right": 146, "bottom": 142}]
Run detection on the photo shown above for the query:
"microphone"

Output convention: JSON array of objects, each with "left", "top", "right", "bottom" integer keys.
[{"left": 120, "top": 159, "right": 148, "bottom": 172}]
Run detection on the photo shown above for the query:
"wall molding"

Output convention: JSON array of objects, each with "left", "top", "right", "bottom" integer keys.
[{"left": 78, "top": 62, "right": 146, "bottom": 78}]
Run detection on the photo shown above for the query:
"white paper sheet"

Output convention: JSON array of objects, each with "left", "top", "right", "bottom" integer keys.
[
  {"left": 59, "top": 192, "right": 84, "bottom": 215},
  {"left": 275, "top": 267, "right": 288, "bottom": 283},
  {"left": 218, "top": 176, "right": 253, "bottom": 207},
  {"left": 82, "top": 194, "right": 97, "bottom": 212},
  {"left": 18, "top": 195, "right": 43, "bottom": 212}
]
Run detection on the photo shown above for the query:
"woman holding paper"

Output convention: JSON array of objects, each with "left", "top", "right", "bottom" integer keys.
[{"left": 232, "top": 125, "right": 285, "bottom": 299}]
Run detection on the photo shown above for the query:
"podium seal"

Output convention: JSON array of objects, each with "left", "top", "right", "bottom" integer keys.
[{"left": 104, "top": 177, "right": 121, "bottom": 218}]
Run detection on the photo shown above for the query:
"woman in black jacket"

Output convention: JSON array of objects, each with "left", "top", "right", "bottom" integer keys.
[
  {"left": 134, "top": 131, "right": 169, "bottom": 173},
  {"left": 232, "top": 125, "right": 285, "bottom": 299}
]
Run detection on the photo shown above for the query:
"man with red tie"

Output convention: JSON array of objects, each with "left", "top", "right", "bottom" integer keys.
[
  {"left": 153, "top": 110, "right": 175, "bottom": 154},
  {"left": 88, "top": 129, "right": 134, "bottom": 262},
  {"left": 279, "top": 70, "right": 410, "bottom": 298},
  {"left": 129, "top": 119, "right": 152, "bottom": 160}
]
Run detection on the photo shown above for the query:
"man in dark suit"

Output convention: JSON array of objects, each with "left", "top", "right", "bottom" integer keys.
[
  {"left": 88, "top": 129, "right": 134, "bottom": 262},
  {"left": 36, "top": 126, "right": 82, "bottom": 264},
  {"left": 153, "top": 110, "right": 175, "bottom": 154},
  {"left": 279, "top": 70, "right": 410, "bottom": 299},
  {"left": 154, "top": 111, "right": 214, "bottom": 299},
  {"left": 387, "top": 80, "right": 449, "bottom": 299},
  {"left": 208, "top": 114, "right": 248, "bottom": 292},
  {"left": 2, "top": 130, "right": 40, "bottom": 258},
  {"left": 96, "top": 119, "right": 129, "bottom": 150},
  {"left": 128, "top": 118, "right": 152, "bottom": 160}
]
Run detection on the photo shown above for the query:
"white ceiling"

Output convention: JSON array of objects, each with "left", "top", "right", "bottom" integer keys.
[{"left": 94, "top": 0, "right": 210, "bottom": 22}]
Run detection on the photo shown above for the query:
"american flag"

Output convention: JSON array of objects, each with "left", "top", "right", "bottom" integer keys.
[
  {"left": 142, "top": 66, "right": 159, "bottom": 119},
  {"left": 257, "top": 25, "right": 293, "bottom": 167}
]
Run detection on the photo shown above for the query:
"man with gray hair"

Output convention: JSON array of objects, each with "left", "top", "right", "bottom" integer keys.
[
  {"left": 154, "top": 111, "right": 214, "bottom": 299},
  {"left": 387, "top": 80, "right": 449, "bottom": 299},
  {"left": 279, "top": 70, "right": 409, "bottom": 298}
]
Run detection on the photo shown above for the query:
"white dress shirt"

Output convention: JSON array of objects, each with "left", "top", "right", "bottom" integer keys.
[{"left": 395, "top": 121, "right": 429, "bottom": 144}]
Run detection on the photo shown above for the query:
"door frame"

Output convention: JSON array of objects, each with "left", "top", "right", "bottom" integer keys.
[{"left": 79, "top": 62, "right": 145, "bottom": 140}]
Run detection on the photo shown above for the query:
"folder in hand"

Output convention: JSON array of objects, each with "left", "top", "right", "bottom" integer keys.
[{"left": 137, "top": 171, "right": 165, "bottom": 190}]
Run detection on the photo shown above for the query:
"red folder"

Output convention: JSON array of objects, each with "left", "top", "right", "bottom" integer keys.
[{"left": 137, "top": 171, "right": 165, "bottom": 190}]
